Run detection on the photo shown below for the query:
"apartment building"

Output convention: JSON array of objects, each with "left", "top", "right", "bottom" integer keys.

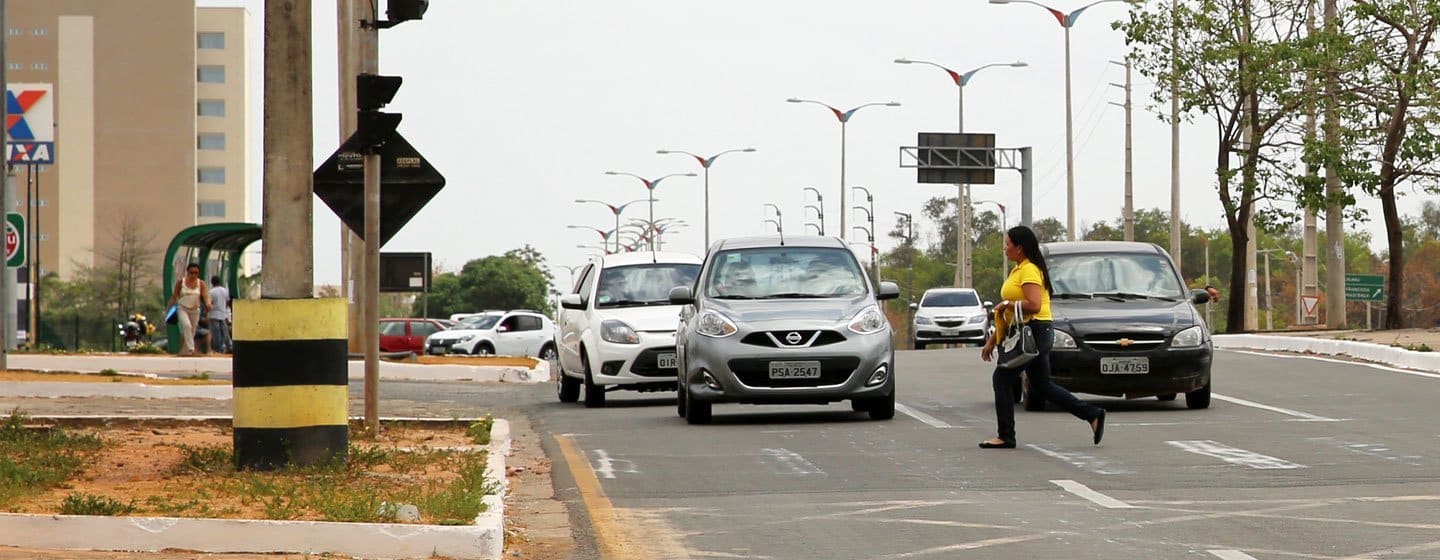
[{"left": 6, "top": 1, "right": 251, "bottom": 279}]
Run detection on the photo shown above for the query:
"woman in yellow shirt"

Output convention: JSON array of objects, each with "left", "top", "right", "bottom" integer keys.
[{"left": 979, "top": 226, "right": 1106, "bottom": 448}]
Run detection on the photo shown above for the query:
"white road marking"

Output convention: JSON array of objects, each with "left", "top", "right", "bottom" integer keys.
[
  {"left": 1208, "top": 550, "right": 1259, "bottom": 560},
  {"left": 591, "top": 449, "right": 639, "bottom": 479},
  {"left": 760, "top": 448, "right": 825, "bottom": 476},
  {"left": 1212, "top": 393, "right": 1343, "bottom": 422},
  {"left": 1226, "top": 349, "right": 1440, "bottom": 380},
  {"left": 1050, "top": 479, "right": 1138, "bottom": 509},
  {"left": 895, "top": 403, "right": 953, "bottom": 428},
  {"left": 874, "top": 534, "right": 1049, "bottom": 559},
  {"left": 1027, "top": 444, "right": 1134, "bottom": 475},
  {"left": 1167, "top": 440, "right": 1306, "bottom": 469},
  {"left": 1307, "top": 437, "right": 1424, "bottom": 466}
]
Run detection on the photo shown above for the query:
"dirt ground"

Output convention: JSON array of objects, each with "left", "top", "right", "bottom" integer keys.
[{"left": 0, "top": 370, "right": 225, "bottom": 385}]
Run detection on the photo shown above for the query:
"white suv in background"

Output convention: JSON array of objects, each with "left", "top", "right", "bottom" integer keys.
[
  {"left": 554, "top": 252, "right": 702, "bottom": 408},
  {"left": 425, "top": 310, "right": 558, "bottom": 359},
  {"left": 910, "top": 288, "right": 991, "bottom": 349}
]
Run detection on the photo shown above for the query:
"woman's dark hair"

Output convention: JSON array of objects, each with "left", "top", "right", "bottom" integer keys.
[
  {"left": 1006, "top": 225, "right": 1054, "bottom": 294},
  {"left": 186, "top": 263, "right": 201, "bottom": 273}
]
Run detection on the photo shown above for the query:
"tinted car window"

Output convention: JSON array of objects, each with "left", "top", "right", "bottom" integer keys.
[
  {"left": 921, "top": 291, "right": 980, "bottom": 307},
  {"left": 379, "top": 321, "right": 407, "bottom": 336},
  {"left": 596, "top": 263, "right": 701, "bottom": 307},
  {"left": 1048, "top": 253, "right": 1185, "bottom": 298},
  {"left": 515, "top": 315, "right": 543, "bottom": 331},
  {"left": 460, "top": 315, "right": 501, "bottom": 330},
  {"left": 704, "top": 247, "right": 865, "bottom": 298}
]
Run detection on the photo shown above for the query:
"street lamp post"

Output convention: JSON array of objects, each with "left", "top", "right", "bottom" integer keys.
[
  {"left": 763, "top": 203, "right": 783, "bottom": 234},
  {"left": 786, "top": 98, "right": 900, "bottom": 241},
  {"left": 895, "top": 57, "right": 1026, "bottom": 287},
  {"left": 605, "top": 171, "right": 697, "bottom": 251},
  {"left": 566, "top": 225, "right": 616, "bottom": 253},
  {"left": 894, "top": 211, "right": 916, "bottom": 306},
  {"left": 852, "top": 186, "right": 877, "bottom": 285},
  {"left": 1286, "top": 251, "right": 1301, "bottom": 326},
  {"left": 974, "top": 199, "right": 1009, "bottom": 285},
  {"left": 657, "top": 147, "right": 756, "bottom": 249},
  {"left": 802, "top": 186, "right": 825, "bottom": 235},
  {"left": 989, "top": 0, "right": 1137, "bottom": 241},
  {"left": 576, "top": 198, "right": 649, "bottom": 254}
]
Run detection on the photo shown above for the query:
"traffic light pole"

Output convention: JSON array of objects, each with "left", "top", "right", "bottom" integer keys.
[
  {"left": 340, "top": 0, "right": 364, "bottom": 356},
  {"left": 360, "top": 8, "right": 381, "bottom": 434}
]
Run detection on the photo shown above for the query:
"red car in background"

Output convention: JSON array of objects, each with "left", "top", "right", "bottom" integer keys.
[{"left": 379, "top": 318, "right": 456, "bottom": 354}]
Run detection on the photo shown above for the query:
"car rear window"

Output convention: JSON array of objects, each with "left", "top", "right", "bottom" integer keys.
[{"left": 921, "top": 291, "right": 979, "bottom": 307}]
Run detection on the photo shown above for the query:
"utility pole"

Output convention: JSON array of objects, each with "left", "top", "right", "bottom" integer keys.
[
  {"left": 1, "top": 0, "right": 11, "bottom": 364},
  {"left": 1109, "top": 58, "right": 1134, "bottom": 241},
  {"left": 358, "top": 11, "right": 382, "bottom": 433},
  {"left": 1169, "top": 0, "right": 1182, "bottom": 275},
  {"left": 262, "top": 0, "right": 314, "bottom": 298},
  {"left": 1243, "top": 101, "right": 1259, "bottom": 332},
  {"left": 340, "top": 0, "right": 364, "bottom": 354},
  {"left": 1323, "top": 0, "right": 1346, "bottom": 329}
]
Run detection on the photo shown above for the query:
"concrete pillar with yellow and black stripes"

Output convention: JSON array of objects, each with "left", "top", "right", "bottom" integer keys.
[{"left": 231, "top": 298, "right": 349, "bottom": 470}]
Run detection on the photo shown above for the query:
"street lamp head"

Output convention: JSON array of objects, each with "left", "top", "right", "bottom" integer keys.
[
  {"left": 682, "top": 172, "right": 698, "bottom": 177},
  {"left": 989, "top": 0, "right": 1012, "bottom": 4},
  {"left": 1011, "top": 61, "right": 1029, "bottom": 67},
  {"left": 894, "top": 58, "right": 913, "bottom": 64},
  {"left": 655, "top": 149, "right": 671, "bottom": 154},
  {"left": 785, "top": 98, "right": 803, "bottom": 103},
  {"left": 884, "top": 102, "right": 902, "bottom": 107},
  {"left": 742, "top": 148, "right": 757, "bottom": 152},
  {"left": 604, "top": 171, "right": 620, "bottom": 176}
]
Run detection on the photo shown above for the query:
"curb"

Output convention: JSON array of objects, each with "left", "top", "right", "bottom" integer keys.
[
  {"left": 5, "top": 354, "right": 552, "bottom": 384},
  {"left": 1213, "top": 334, "right": 1440, "bottom": 373},
  {"left": 0, "top": 418, "right": 512, "bottom": 560}
]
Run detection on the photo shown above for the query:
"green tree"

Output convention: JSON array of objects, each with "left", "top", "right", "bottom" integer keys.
[{"left": 414, "top": 246, "right": 555, "bottom": 318}]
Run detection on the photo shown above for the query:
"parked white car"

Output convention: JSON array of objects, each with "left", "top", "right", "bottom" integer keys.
[
  {"left": 425, "top": 310, "right": 557, "bottom": 359},
  {"left": 555, "top": 252, "right": 703, "bottom": 408}
]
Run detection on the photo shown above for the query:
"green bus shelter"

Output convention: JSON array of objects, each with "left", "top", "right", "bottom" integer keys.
[{"left": 161, "top": 222, "right": 262, "bottom": 353}]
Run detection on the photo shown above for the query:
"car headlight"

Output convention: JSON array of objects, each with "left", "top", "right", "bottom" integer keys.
[
  {"left": 849, "top": 306, "right": 888, "bottom": 335},
  {"left": 1171, "top": 325, "right": 1204, "bottom": 348},
  {"left": 459, "top": 334, "right": 477, "bottom": 343},
  {"left": 695, "top": 310, "right": 738, "bottom": 338},
  {"left": 915, "top": 316, "right": 934, "bottom": 326},
  {"left": 968, "top": 315, "right": 985, "bottom": 324},
  {"left": 1053, "top": 329, "right": 1078, "bottom": 350},
  {"left": 600, "top": 319, "right": 640, "bottom": 344}
]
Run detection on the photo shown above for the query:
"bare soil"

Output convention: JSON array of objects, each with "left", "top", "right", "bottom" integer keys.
[{"left": 0, "top": 370, "right": 225, "bottom": 385}]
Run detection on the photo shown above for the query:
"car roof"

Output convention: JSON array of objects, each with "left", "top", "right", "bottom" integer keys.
[
  {"left": 922, "top": 287, "right": 978, "bottom": 295},
  {"left": 1042, "top": 241, "right": 1166, "bottom": 256},
  {"left": 594, "top": 251, "right": 702, "bottom": 267},
  {"left": 713, "top": 235, "right": 848, "bottom": 250}
]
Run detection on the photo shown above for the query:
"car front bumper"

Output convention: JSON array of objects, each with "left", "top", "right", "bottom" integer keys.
[
  {"left": 590, "top": 331, "right": 680, "bottom": 386},
  {"left": 914, "top": 322, "right": 989, "bottom": 344},
  {"left": 682, "top": 325, "right": 894, "bottom": 404},
  {"left": 1049, "top": 342, "right": 1212, "bottom": 398}
]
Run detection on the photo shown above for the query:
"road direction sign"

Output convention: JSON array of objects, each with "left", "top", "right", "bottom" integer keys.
[
  {"left": 5, "top": 212, "right": 25, "bottom": 268},
  {"left": 313, "top": 131, "right": 446, "bottom": 247},
  {"left": 1344, "top": 273, "right": 1385, "bottom": 302}
]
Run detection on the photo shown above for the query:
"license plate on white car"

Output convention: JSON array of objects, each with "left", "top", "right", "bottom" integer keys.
[
  {"left": 1100, "top": 357, "right": 1149, "bottom": 374},
  {"left": 657, "top": 353, "right": 677, "bottom": 370},
  {"left": 769, "top": 361, "right": 822, "bottom": 379}
]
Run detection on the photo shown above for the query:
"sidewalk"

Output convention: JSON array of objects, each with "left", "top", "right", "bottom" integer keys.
[
  {"left": 5, "top": 353, "right": 551, "bottom": 383},
  {"left": 1213, "top": 327, "right": 1440, "bottom": 373}
]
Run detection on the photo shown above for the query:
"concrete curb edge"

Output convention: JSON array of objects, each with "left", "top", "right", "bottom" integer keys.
[
  {"left": 1213, "top": 334, "right": 1440, "bottom": 373},
  {"left": 0, "top": 419, "right": 513, "bottom": 559}
]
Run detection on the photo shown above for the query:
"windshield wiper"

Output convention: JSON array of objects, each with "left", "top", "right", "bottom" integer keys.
[
  {"left": 713, "top": 295, "right": 763, "bottom": 300},
  {"left": 1092, "top": 292, "right": 1151, "bottom": 301},
  {"left": 1052, "top": 292, "right": 1094, "bottom": 299},
  {"left": 599, "top": 300, "right": 669, "bottom": 307},
  {"left": 765, "top": 292, "right": 830, "bottom": 299}
]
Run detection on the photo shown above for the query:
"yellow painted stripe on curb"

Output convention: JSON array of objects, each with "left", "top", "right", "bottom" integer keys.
[
  {"left": 555, "top": 434, "right": 649, "bottom": 560},
  {"left": 233, "top": 385, "right": 349, "bottom": 428},
  {"left": 233, "top": 298, "right": 347, "bottom": 341}
]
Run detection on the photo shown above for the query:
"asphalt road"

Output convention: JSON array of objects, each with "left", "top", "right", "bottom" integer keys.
[{"left": 521, "top": 347, "right": 1440, "bottom": 560}]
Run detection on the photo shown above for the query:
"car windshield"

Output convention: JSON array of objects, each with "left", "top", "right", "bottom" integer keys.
[
  {"left": 595, "top": 263, "right": 701, "bottom": 308},
  {"left": 921, "top": 291, "right": 980, "bottom": 307},
  {"left": 704, "top": 247, "right": 867, "bottom": 299},
  {"left": 1047, "top": 252, "right": 1186, "bottom": 299},
  {"left": 456, "top": 315, "right": 501, "bottom": 330}
]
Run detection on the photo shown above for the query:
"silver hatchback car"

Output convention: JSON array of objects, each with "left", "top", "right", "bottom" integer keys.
[{"left": 668, "top": 235, "right": 901, "bottom": 424}]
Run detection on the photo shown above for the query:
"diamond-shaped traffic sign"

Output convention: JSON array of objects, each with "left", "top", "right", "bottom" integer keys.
[{"left": 313, "top": 131, "right": 445, "bottom": 247}]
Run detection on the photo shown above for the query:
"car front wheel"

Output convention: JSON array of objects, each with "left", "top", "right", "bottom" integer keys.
[
  {"left": 557, "top": 372, "right": 580, "bottom": 403},
  {"left": 684, "top": 389, "right": 711, "bottom": 425},
  {"left": 1186, "top": 382, "right": 1211, "bottom": 409},
  {"left": 863, "top": 392, "right": 895, "bottom": 420},
  {"left": 583, "top": 354, "right": 606, "bottom": 408}
]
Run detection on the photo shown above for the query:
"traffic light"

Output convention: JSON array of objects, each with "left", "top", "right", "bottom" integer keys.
[
  {"left": 367, "top": 0, "right": 428, "bottom": 29},
  {"left": 355, "top": 73, "right": 403, "bottom": 151}
]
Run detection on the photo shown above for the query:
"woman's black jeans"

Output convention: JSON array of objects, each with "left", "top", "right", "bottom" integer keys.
[{"left": 991, "top": 321, "right": 1104, "bottom": 443}]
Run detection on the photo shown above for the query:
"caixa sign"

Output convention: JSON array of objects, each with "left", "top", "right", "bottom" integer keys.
[{"left": 6, "top": 142, "right": 54, "bottom": 164}]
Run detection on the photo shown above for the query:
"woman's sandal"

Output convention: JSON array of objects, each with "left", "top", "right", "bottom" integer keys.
[{"left": 978, "top": 438, "right": 1016, "bottom": 449}]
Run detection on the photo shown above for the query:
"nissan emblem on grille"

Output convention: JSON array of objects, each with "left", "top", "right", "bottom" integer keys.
[{"left": 786, "top": 332, "right": 803, "bottom": 345}]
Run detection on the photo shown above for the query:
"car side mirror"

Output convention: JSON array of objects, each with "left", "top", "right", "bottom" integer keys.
[
  {"left": 908, "top": 302, "right": 918, "bottom": 311},
  {"left": 669, "top": 286, "right": 694, "bottom": 305},
  {"left": 876, "top": 282, "right": 901, "bottom": 301},
  {"left": 983, "top": 300, "right": 994, "bottom": 309},
  {"left": 1190, "top": 289, "right": 1212, "bottom": 305},
  {"left": 560, "top": 294, "right": 584, "bottom": 310},
  {"left": 497, "top": 325, "right": 510, "bottom": 333}
]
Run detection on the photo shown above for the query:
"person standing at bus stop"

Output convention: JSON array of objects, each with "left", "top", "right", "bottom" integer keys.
[{"left": 208, "top": 276, "right": 232, "bottom": 354}]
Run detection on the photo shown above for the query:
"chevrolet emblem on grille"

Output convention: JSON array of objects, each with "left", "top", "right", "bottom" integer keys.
[
  {"left": 786, "top": 332, "right": 804, "bottom": 345},
  {"left": 1117, "top": 338, "right": 1134, "bottom": 347}
]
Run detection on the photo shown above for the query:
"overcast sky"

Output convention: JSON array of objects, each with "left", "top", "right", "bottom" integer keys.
[{"left": 200, "top": 0, "right": 1426, "bottom": 289}]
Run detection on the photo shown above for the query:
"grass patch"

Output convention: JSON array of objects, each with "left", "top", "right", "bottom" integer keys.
[
  {"left": 59, "top": 492, "right": 136, "bottom": 516},
  {"left": 97, "top": 368, "right": 119, "bottom": 376},
  {"left": 0, "top": 410, "right": 106, "bottom": 506},
  {"left": 175, "top": 443, "right": 234, "bottom": 474},
  {"left": 128, "top": 342, "right": 165, "bottom": 354},
  {"left": 183, "top": 372, "right": 211, "bottom": 381},
  {"left": 468, "top": 414, "right": 494, "bottom": 445}
]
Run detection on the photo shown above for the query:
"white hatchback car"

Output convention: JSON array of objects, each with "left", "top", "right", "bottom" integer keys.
[
  {"left": 425, "top": 310, "right": 557, "bottom": 359},
  {"left": 910, "top": 287, "right": 991, "bottom": 349},
  {"left": 555, "top": 252, "right": 702, "bottom": 408}
]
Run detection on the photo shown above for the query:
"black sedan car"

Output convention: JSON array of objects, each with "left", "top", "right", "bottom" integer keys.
[{"left": 1022, "top": 241, "right": 1214, "bottom": 410}]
